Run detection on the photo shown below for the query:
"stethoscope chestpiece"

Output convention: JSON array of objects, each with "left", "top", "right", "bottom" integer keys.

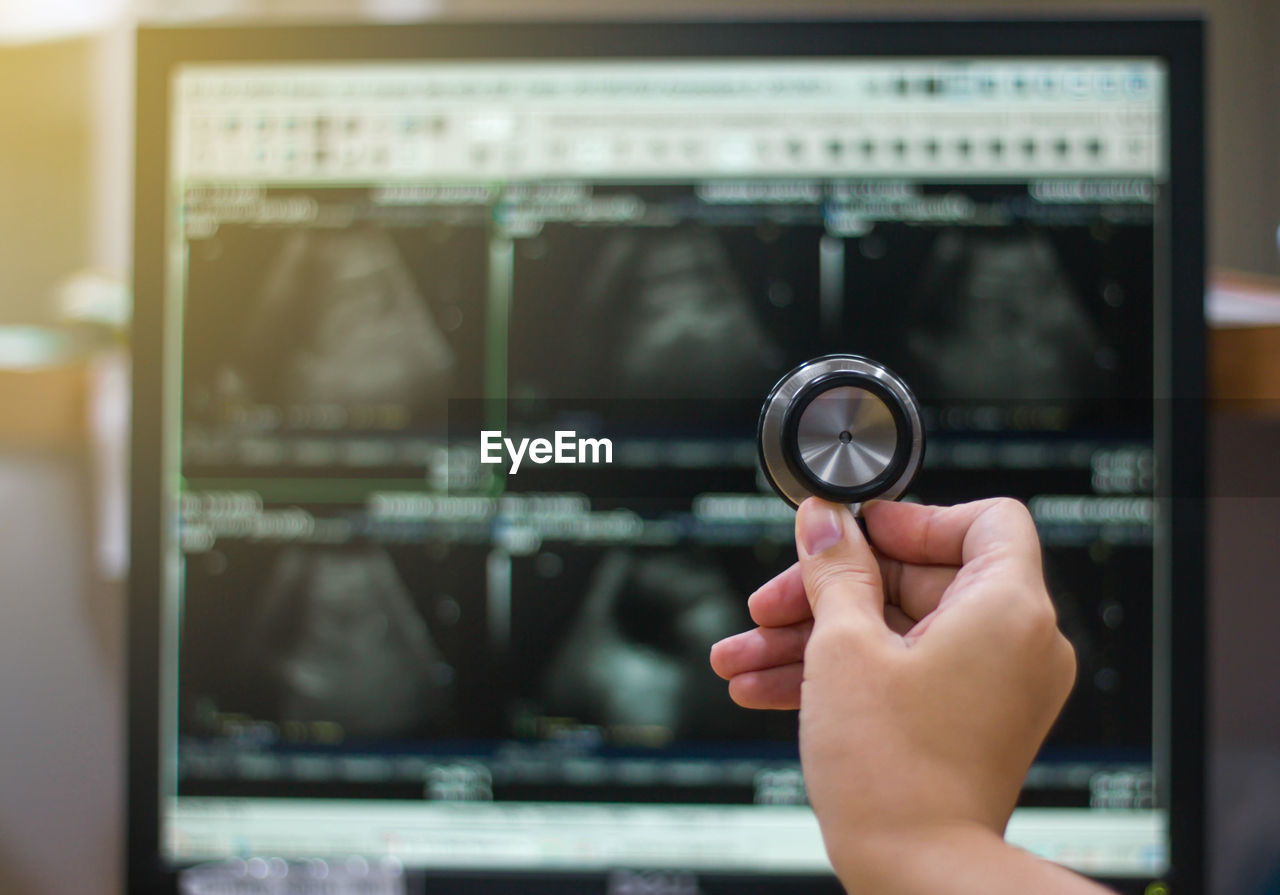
[{"left": 758, "top": 354, "right": 924, "bottom": 510}]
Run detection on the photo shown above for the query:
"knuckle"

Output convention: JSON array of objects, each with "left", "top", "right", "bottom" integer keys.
[
  {"left": 1054, "top": 632, "right": 1079, "bottom": 690},
  {"left": 810, "top": 558, "right": 879, "bottom": 599},
  {"left": 807, "top": 615, "right": 852, "bottom": 647},
  {"left": 1032, "top": 594, "right": 1061, "bottom": 630},
  {"left": 806, "top": 615, "right": 867, "bottom": 657},
  {"left": 1002, "top": 591, "right": 1060, "bottom": 647},
  {"left": 919, "top": 509, "right": 943, "bottom": 558}
]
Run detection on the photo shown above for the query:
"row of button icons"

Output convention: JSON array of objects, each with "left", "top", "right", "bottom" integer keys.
[
  {"left": 865, "top": 69, "right": 1152, "bottom": 99},
  {"left": 193, "top": 115, "right": 452, "bottom": 136},
  {"left": 189, "top": 133, "right": 1152, "bottom": 170}
]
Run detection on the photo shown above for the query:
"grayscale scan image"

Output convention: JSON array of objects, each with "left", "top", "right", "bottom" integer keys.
[
  {"left": 904, "top": 231, "right": 1105, "bottom": 401},
  {"left": 574, "top": 229, "right": 785, "bottom": 399},
  {"left": 181, "top": 215, "right": 488, "bottom": 432},
  {"left": 509, "top": 222, "right": 813, "bottom": 404},
  {"left": 527, "top": 549, "right": 766, "bottom": 743},
  {"left": 839, "top": 219, "right": 1154, "bottom": 411},
  {"left": 234, "top": 229, "right": 456, "bottom": 408},
  {"left": 235, "top": 545, "right": 452, "bottom": 738},
  {"left": 177, "top": 544, "right": 455, "bottom": 740}
]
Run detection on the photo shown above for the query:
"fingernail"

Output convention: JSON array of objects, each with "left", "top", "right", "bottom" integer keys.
[{"left": 799, "top": 502, "right": 844, "bottom": 555}]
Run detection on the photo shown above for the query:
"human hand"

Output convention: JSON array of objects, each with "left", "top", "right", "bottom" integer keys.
[{"left": 710, "top": 498, "right": 1082, "bottom": 890}]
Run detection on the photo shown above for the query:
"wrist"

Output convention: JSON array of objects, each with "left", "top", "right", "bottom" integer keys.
[
  {"left": 825, "top": 819, "right": 1002, "bottom": 891},
  {"left": 823, "top": 820, "right": 1111, "bottom": 895}
]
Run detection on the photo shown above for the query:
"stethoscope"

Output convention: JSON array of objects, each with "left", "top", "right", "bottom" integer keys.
[{"left": 758, "top": 354, "right": 925, "bottom": 511}]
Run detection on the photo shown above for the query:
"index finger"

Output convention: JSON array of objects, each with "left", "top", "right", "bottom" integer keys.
[
  {"left": 862, "top": 498, "right": 1043, "bottom": 578},
  {"left": 748, "top": 554, "right": 960, "bottom": 628}
]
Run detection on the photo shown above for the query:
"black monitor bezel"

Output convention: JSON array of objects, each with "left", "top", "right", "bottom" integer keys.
[{"left": 130, "top": 17, "right": 1206, "bottom": 895}]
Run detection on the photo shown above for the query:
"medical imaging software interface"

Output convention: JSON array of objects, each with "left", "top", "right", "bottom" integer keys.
[{"left": 163, "top": 59, "right": 1169, "bottom": 876}]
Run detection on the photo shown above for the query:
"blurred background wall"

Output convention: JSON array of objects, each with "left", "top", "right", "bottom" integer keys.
[
  {"left": 0, "top": 2, "right": 1276, "bottom": 894},
  {"left": 0, "top": 40, "right": 93, "bottom": 324}
]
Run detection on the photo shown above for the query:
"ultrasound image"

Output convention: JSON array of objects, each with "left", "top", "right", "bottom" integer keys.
[
  {"left": 904, "top": 230, "right": 1105, "bottom": 401},
  {"left": 180, "top": 541, "right": 496, "bottom": 741},
  {"left": 512, "top": 546, "right": 796, "bottom": 744},
  {"left": 236, "top": 545, "right": 450, "bottom": 737},
  {"left": 255, "top": 229, "right": 455, "bottom": 405},
  {"left": 183, "top": 223, "right": 486, "bottom": 427},
  {"left": 509, "top": 224, "right": 823, "bottom": 404},
  {"left": 842, "top": 222, "right": 1154, "bottom": 407}
]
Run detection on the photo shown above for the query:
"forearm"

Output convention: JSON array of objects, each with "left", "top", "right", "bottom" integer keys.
[{"left": 827, "top": 822, "right": 1114, "bottom": 895}]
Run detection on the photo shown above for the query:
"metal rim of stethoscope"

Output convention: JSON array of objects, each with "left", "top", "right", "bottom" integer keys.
[{"left": 757, "top": 354, "right": 925, "bottom": 509}]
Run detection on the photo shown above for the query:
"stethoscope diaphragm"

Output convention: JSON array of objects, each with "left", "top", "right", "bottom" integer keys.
[{"left": 757, "top": 354, "right": 924, "bottom": 509}]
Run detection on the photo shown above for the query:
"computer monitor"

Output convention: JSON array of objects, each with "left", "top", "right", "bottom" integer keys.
[{"left": 130, "top": 18, "right": 1206, "bottom": 895}]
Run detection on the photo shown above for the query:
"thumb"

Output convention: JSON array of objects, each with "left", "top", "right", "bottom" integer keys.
[{"left": 795, "top": 498, "right": 886, "bottom": 630}]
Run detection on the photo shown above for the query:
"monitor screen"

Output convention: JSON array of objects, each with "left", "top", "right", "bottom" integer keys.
[{"left": 131, "top": 20, "right": 1205, "bottom": 895}]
